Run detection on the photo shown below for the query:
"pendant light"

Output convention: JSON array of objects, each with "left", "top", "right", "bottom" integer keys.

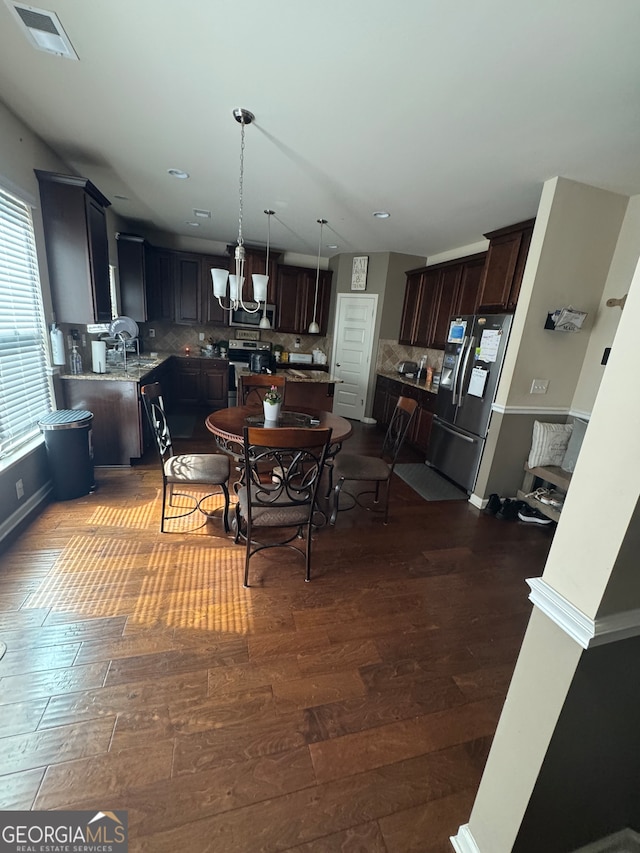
[
  {"left": 308, "top": 218, "right": 327, "bottom": 334},
  {"left": 210, "top": 108, "right": 264, "bottom": 314},
  {"left": 254, "top": 209, "right": 274, "bottom": 329}
]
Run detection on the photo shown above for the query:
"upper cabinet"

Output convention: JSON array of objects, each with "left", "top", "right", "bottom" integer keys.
[
  {"left": 276, "top": 266, "right": 332, "bottom": 334},
  {"left": 399, "top": 253, "right": 486, "bottom": 349},
  {"left": 146, "top": 247, "right": 175, "bottom": 322},
  {"left": 116, "top": 233, "right": 150, "bottom": 322},
  {"left": 476, "top": 219, "right": 535, "bottom": 312},
  {"left": 35, "top": 170, "right": 112, "bottom": 324}
]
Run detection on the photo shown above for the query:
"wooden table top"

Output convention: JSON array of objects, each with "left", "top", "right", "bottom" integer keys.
[{"left": 205, "top": 405, "right": 353, "bottom": 447}]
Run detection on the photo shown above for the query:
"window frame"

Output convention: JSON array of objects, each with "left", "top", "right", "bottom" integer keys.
[{"left": 0, "top": 181, "right": 55, "bottom": 463}]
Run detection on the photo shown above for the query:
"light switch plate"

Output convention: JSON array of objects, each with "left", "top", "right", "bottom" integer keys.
[{"left": 530, "top": 378, "right": 549, "bottom": 394}]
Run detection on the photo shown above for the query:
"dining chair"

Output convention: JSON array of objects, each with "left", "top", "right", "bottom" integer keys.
[
  {"left": 240, "top": 373, "right": 286, "bottom": 407},
  {"left": 330, "top": 396, "right": 418, "bottom": 526},
  {"left": 235, "top": 426, "right": 332, "bottom": 586},
  {"left": 141, "top": 382, "right": 230, "bottom": 532}
]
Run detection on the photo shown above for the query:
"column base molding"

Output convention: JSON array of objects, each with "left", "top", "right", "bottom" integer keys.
[{"left": 527, "top": 577, "right": 640, "bottom": 649}]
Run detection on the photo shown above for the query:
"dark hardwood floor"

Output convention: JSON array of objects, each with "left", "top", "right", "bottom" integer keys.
[{"left": 0, "top": 417, "right": 554, "bottom": 852}]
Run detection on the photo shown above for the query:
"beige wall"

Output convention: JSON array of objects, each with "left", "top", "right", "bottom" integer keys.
[
  {"left": 572, "top": 194, "right": 640, "bottom": 414},
  {"left": 476, "top": 177, "right": 629, "bottom": 502},
  {"left": 499, "top": 177, "right": 627, "bottom": 411},
  {"left": 541, "top": 252, "right": 640, "bottom": 617}
]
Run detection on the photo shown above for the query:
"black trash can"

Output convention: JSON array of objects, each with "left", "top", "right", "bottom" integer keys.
[{"left": 39, "top": 410, "right": 94, "bottom": 501}]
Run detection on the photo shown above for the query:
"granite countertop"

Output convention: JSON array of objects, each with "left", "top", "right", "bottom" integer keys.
[
  {"left": 59, "top": 352, "right": 174, "bottom": 381},
  {"left": 239, "top": 368, "right": 342, "bottom": 384},
  {"left": 377, "top": 369, "right": 439, "bottom": 395}
]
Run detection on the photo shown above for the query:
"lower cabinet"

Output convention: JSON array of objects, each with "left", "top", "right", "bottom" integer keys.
[
  {"left": 372, "top": 375, "right": 436, "bottom": 453},
  {"left": 173, "top": 357, "right": 229, "bottom": 409}
]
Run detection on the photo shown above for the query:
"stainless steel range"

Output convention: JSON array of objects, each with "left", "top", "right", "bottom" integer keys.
[{"left": 227, "top": 339, "right": 272, "bottom": 406}]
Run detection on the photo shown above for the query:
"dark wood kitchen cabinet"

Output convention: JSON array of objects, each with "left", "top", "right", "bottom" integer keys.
[
  {"left": 173, "top": 357, "right": 229, "bottom": 409},
  {"left": 173, "top": 252, "right": 231, "bottom": 326},
  {"left": 373, "top": 374, "right": 436, "bottom": 453},
  {"left": 116, "top": 233, "right": 151, "bottom": 322},
  {"left": 35, "top": 170, "right": 112, "bottom": 324},
  {"left": 276, "top": 266, "right": 331, "bottom": 334},
  {"left": 476, "top": 219, "right": 535, "bottom": 312},
  {"left": 174, "top": 253, "right": 203, "bottom": 324},
  {"left": 146, "top": 248, "right": 175, "bottom": 322},
  {"left": 400, "top": 253, "right": 486, "bottom": 349}
]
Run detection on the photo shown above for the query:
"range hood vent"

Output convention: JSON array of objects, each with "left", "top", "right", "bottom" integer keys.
[{"left": 7, "top": 2, "right": 79, "bottom": 60}]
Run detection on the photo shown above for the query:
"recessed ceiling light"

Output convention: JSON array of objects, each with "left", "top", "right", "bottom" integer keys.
[
  {"left": 193, "top": 209, "right": 211, "bottom": 218},
  {"left": 327, "top": 244, "right": 339, "bottom": 250},
  {"left": 185, "top": 221, "right": 200, "bottom": 227},
  {"left": 167, "top": 169, "right": 189, "bottom": 179},
  {"left": 373, "top": 210, "right": 390, "bottom": 219}
]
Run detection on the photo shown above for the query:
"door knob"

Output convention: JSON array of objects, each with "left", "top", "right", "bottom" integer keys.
[{"left": 336, "top": 363, "right": 341, "bottom": 367}]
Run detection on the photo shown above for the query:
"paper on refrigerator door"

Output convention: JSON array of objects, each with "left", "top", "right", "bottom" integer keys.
[
  {"left": 478, "top": 329, "right": 501, "bottom": 362},
  {"left": 468, "top": 366, "right": 488, "bottom": 398}
]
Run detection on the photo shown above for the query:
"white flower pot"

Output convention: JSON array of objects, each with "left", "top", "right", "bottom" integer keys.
[{"left": 263, "top": 401, "right": 281, "bottom": 423}]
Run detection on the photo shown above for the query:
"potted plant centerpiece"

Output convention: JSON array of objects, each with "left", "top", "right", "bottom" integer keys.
[{"left": 263, "top": 384, "right": 282, "bottom": 423}]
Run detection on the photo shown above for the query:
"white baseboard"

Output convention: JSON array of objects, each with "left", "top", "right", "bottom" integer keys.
[
  {"left": 450, "top": 824, "right": 481, "bottom": 853},
  {"left": 468, "top": 493, "right": 484, "bottom": 509},
  {"left": 0, "top": 483, "right": 51, "bottom": 547}
]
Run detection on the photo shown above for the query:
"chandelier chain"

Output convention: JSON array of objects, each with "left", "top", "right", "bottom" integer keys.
[{"left": 238, "top": 118, "right": 245, "bottom": 248}]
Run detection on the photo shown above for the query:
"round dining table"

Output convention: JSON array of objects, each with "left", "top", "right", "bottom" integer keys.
[{"left": 205, "top": 405, "right": 353, "bottom": 458}]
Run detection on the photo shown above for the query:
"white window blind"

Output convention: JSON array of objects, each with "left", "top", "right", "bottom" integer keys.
[{"left": 0, "top": 185, "right": 54, "bottom": 459}]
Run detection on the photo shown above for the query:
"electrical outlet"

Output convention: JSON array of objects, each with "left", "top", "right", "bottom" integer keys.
[
  {"left": 148, "top": 328, "right": 155, "bottom": 338},
  {"left": 530, "top": 378, "right": 549, "bottom": 394},
  {"left": 81, "top": 333, "right": 86, "bottom": 347},
  {"left": 198, "top": 332, "right": 205, "bottom": 341},
  {"left": 15, "top": 479, "right": 24, "bottom": 500}
]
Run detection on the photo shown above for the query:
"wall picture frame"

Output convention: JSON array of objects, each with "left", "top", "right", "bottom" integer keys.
[{"left": 351, "top": 256, "right": 368, "bottom": 290}]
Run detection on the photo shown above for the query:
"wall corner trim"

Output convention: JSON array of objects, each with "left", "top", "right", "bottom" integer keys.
[
  {"left": 527, "top": 577, "right": 640, "bottom": 649},
  {"left": 450, "top": 824, "right": 482, "bottom": 853}
]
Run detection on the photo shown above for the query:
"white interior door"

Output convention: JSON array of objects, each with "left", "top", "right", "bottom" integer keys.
[{"left": 331, "top": 293, "right": 377, "bottom": 420}]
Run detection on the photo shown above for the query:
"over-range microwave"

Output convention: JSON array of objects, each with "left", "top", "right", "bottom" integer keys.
[{"left": 228, "top": 302, "right": 277, "bottom": 330}]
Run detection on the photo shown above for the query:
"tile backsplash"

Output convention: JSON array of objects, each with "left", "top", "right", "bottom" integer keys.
[
  {"left": 139, "top": 322, "right": 331, "bottom": 360},
  {"left": 376, "top": 339, "right": 444, "bottom": 374}
]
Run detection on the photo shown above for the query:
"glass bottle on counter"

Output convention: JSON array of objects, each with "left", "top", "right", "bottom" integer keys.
[{"left": 70, "top": 343, "right": 83, "bottom": 375}]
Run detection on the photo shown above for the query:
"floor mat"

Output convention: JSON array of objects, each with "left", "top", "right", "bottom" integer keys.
[
  {"left": 167, "top": 414, "right": 197, "bottom": 439},
  {"left": 395, "top": 463, "right": 467, "bottom": 501}
]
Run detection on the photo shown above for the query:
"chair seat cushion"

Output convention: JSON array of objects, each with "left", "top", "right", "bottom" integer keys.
[
  {"left": 236, "top": 486, "right": 310, "bottom": 527},
  {"left": 164, "top": 453, "right": 229, "bottom": 485},
  {"left": 333, "top": 452, "right": 390, "bottom": 482}
]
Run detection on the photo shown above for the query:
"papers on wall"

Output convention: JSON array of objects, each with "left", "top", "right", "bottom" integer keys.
[
  {"left": 468, "top": 366, "right": 488, "bottom": 398},
  {"left": 478, "top": 329, "right": 501, "bottom": 362}
]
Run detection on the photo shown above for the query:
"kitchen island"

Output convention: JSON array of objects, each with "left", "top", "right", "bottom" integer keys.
[
  {"left": 238, "top": 369, "right": 342, "bottom": 412},
  {"left": 60, "top": 353, "right": 230, "bottom": 465}
]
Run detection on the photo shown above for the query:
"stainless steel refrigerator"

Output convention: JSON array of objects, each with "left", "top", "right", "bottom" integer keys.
[{"left": 426, "top": 313, "right": 513, "bottom": 493}]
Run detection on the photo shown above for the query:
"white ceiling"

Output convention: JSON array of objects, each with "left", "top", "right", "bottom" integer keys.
[{"left": 1, "top": 0, "right": 639, "bottom": 261}]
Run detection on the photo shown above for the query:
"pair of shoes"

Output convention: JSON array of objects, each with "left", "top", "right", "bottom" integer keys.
[
  {"left": 496, "top": 498, "right": 520, "bottom": 520},
  {"left": 484, "top": 493, "right": 502, "bottom": 515},
  {"left": 517, "top": 505, "right": 554, "bottom": 525}
]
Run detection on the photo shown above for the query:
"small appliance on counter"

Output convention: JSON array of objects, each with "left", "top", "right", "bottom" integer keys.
[
  {"left": 398, "top": 361, "right": 418, "bottom": 377},
  {"left": 288, "top": 352, "right": 313, "bottom": 365}
]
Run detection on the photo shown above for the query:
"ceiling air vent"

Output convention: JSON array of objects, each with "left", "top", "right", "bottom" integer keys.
[{"left": 7, "top": 2, "right": 79, "bottom": 59}]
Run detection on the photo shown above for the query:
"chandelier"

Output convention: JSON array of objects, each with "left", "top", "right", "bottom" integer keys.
[{"left": 210, "top": 108, "right": 269, "bottom": 318}]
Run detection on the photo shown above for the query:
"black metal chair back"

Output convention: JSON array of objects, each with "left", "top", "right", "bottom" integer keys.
[{"left": 235, "top": 426, "right": 332, "bottom": 585}]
